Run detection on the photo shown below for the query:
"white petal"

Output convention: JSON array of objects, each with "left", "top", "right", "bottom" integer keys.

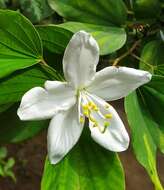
[
  {"left": 87, "top": 66, "right": 152, "bottom": 101},
  {"left": 17, "top": 81, "right": 76, "bottom": 121},
  {"left": 87, "top": 93, "right": 129, "bottom": 152},
  {"left": 47, "top": 104, "right": 84, "bottom": 164},
  {"left": 63, "top": 31, "right": 99, "bottom": 88}
]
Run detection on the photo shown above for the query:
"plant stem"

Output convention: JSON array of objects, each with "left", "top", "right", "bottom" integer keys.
[
  {"left": 131, "top": 53, "right": 154, "bottom": 72},
  {"left": 112, "top": 39, "right": 141, "bottom": 66}
]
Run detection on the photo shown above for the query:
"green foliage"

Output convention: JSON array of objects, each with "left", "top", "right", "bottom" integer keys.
[
  {"left": 125, "top": 89, "right": 163, "bottom": 190},
  {"left": 0, "top": 10, "right": 43, "bottom": 79},
  {"left": 48, "top": 0, "right": 127, "bottom": 26},
  {"left": 58, "top": 22, "right": 127, "bottom": 55},
  {"left": 131, "top": 0, "right": 161, "bottom": 19},
  {"left": 0, "top": 147, "right": 16, "bottom": 182},
  {"left": 0, "top": 66, "right": 50, "bottom": 106},
  {"left": 0, "top": 103, "right": 13, "bottom": 113},
  {"left": 0, "top": 65, "right": 62, "bottom": 142},
  {"left": 125, "top": 35, "right": 164, "bottom": 189},
  {"left": 41, "top": 129, "right": 125, "bottom": 190},
  {"left": 36, "top": 25, "right": 73, "bottom": 54},
  {"left": 0, "top": 0, "right": 164, "bottom": 189},
  {"left": 20, "top": 0, "right": 54, "bottom": 23},
  {"left": 0, "top": 104, "right": 49, "bottom": 143},
  {"left": 0, "top": 0, "right": 8, "bottom": 8},
  {"left": 140, "top": 40, "right": 164, "bottom": 75},
  {"left": 48, "top": 0, "right": 127, "bottom": 55}
]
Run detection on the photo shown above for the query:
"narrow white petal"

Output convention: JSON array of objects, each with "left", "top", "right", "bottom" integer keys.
[
  {"left": 87, "top": 66, "right": 152, "bottom": 101},
  {"left": 17, "top": 81, "right": 76, "bottom": 121},
  {"left": 63, "top": 31, "right": 99, "bottom": 88},
  {"left": 47, "top": 104, "right": 84, "bottom": 164},
  {"left": 87, "top": 93, "right": 129, "bottom": 152}
]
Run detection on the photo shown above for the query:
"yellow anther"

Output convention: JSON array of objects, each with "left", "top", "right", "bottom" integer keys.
[
  {"left": 92, "top": 104, "right": 99, "bottom": 111},
  {"left": 104, "top": 121, "right": 110, "bottom": 127},
  {"left": 88, "top": 102, "right": 93, "bottom": 107},
  {"left": 82, "top": 104, "right": 88, "bottom": 110},
  {"left": 80, "top": 116, "right": 85, "bottom": 124},
  {"left": 83, "top": 110, "right": 89, "bottom": 116},
  {"left": 105, "top": 114, "right": 112, "bottom": 119}
]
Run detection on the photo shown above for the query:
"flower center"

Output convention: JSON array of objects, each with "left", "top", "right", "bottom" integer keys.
[{"left": 79, "top": 91, "right": 112, "bottom": 133}]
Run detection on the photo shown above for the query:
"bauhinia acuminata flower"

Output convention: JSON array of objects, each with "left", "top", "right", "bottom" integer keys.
[{"left": 17, "top": 31, "right": 152, "bottom": 164}]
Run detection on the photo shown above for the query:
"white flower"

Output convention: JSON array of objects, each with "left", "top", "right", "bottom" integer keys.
[{"left": 17, "top": 31, "right": 152, "bottom": 165}]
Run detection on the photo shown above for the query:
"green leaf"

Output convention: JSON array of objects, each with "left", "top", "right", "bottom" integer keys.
[
  {"left": 125, "top": 90, "right": 164, "bottom": 190},
  {"left": 140, "top": 40, "right": 164, "bottom": 75},
  {"left": 141, "top": 76, "right": 164, "bottom": 142},
  {"left": 0, "top": 147, "right": 7, "bottom": 159},
  {"left": 0, "top": 165, "right": 4, "bottom": 176},
  {"left": 20, "top": 0, "right": 54, "bottom": 23},
  {"left": 0, "top": 103, "right": 13, "bottom": 113},
  {"left": 4, "top": 158, "right": 15, "bottom": 170},
  {"left": 58, "top": 22, "right": 127, "bottom": 55},
  {"left": 0, "top": 104, "right": 49, "bottom": 143},
  {"left": 0, "top": 66, "right": 50, "bottom": 105},
  {"left": 48, "top": 0, "right": 127, "bottom": 26},
  {"left": 36, "top": 25, "right": 73, "bottom": 54},
  {"left": 41, "top": 129, "right": 125, "bottom": 190},
  {"left": 0, "top": 10, "right": 43, "bottom": 78},
  {"left": 0, "top": 0, "right": 8, "bottom": 8},
  {"left": 132, "top": 0, "right": 161, "bottom": 19}
]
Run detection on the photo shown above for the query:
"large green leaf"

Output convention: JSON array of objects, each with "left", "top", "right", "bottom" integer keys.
[
  {"left": 0, "top": 104, "right": 49, "bottom": 143},
  {"left": 140, "top": 40, "right": 164, "bottom": 75},
  {"left": 41, "top": 129, "right": 125, "bottom": 190},
  {"left": 20, "top": 0, "right": 54, "bottom": 23},
  {"left": 0, "top": 10, "right": 43, "bottom": 78},
  {"left": 141, "top": 76, "right": 164, "bottom": 138},
  {"left": 0, "top": 66, "right": 50, "bottom": 105},
  {"left": 125, "top": 89, "right": 164, "bottom": 190},
  {"left": 48, "top": 0, "right": 127, "bottom": 26},
  {"left": 36, "top": 25, "right": 73, "bottom": 54},
  {"left": 58, "top": 22, "right": 127, "bottom": 55}
]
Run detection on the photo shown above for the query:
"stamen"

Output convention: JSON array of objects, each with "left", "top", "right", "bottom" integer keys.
[
  {"left": 105, "top": 104, "right": 110, "bottom": 109},
  {"left": 104, "top": 121, "right": 110, "bottom": 127},
  {"left": 93, "top": 121, "right": 98, "bottom": 128},
  {"left": 80, "top": 116, "right": 85, "bottom": 124},
  {"left": 83, "top": 110, "right": 89, "bottom": 116},
  {"left": 82, "top": 104, "right": 88, "bottom": 110},
  {"left": 88, "top": 102, "right": 93, "bottom": 107},
  {"left": 105, "top": 113, "right": 112, "bottom": 119},
  {"left": 89, "top": 116, "right": 96, "bottom": 123},
  {"left": 81, "top": 94, "right": 112, "bottom": 134},
  {"left": 101, "top": 121, "right": 110, "bottom": 133},
  {"left": 92, "top": 104, "right": 99, "bottom": 111}
]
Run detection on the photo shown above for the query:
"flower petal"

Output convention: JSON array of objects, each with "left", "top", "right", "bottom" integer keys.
[
  {"left": 63, "top": 31, "right": 99, "bottom": 88},
  {"left": 47, "top": 104, "right": 84, "bottom": 164},
  {"left": 87, "top": 66, "right": 152, "bottom": 101},
  {"left": 17, "top": 81, "right": 76, "bottom": 121},
  {"left": 87, "top": 93, "right": 129, "bottom": 152}
]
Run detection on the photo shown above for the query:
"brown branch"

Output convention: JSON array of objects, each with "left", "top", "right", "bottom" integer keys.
[{"left": 112, "top": 39, "right": 141, "bottom": 66}]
